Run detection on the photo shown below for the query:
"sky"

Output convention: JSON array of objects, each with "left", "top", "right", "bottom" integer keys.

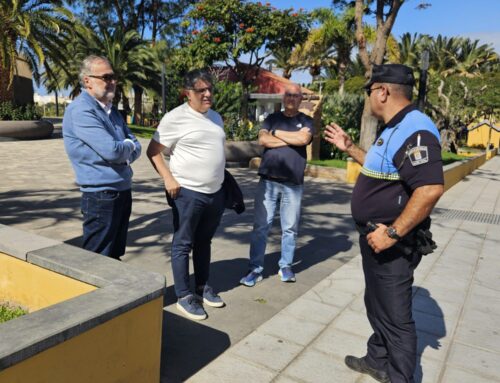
[
  {"left": 35, "top": 0, "right": 500, "bottom": 96},
  {"left": 273, "top": 0, "right": 500, "bottom": 83}
]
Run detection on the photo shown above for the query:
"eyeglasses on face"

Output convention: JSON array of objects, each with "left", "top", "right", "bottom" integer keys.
[
  {"left": 88, "top": 73, "right": 117, "bottom": 82},
  {"left": 189, "top": 86, "right": 213, "bottom": 94},
  {"left": 285, "top": 92, "right": 302, "bottom": 99},
  {"left": 366, "top": 86, "right": 383, "bottom": 96}
]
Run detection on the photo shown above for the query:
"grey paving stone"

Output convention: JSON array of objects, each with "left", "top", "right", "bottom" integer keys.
[
  {"left": 257, "top": 310, "right": 325, "bottom": 347},
  {"left": 0, "top": 224, "right": 60, "bottom": 260},
  {"left": 230, "top": 332, "right": 303, "bottom": 372},
  {"left": 332, "top": 308, "right": 372, "bottom": 339},
  {"left": 415, "top": 356, "right": 444, "bottom": 383},
  {"left": 422, "top": 270, "right": 472, "bottom": 294},
  {"left": 416, "top": 284, "right": 468, "bottom": 305},
  {"left": 282, "top": 349, "right": 358, "bottom": 383},
  {"left": 281, "top": 297, "right": 342, "bottom": 325},
  {"left": 273, "top": 375, "right": 302, "bottom": 383},
  {"left": 186, "top": 353, "right": 275, "bottom": 383},
  {"left": 413, "top": 310, "right": 450, "bottom": 339},
  {"left": 304, "top": 286, "right": 358, "bottom": 309},
  {"left": 441, "top": 366, "right": 500, "bottom": 383},
  {"left": 348, "top": 295, "right": 365, "bottom": 313},
  {"left": 455, "top": 310, "right": 500, "bottom": 353},
  {"left": 447, "top": 342, "right": 500, "bottom": 381},
  {"left": 412, "top": 291, "right": 462, "bottom": 324},
  {"left": 417, "top": 330, "right": 450, "bottom": 362},
  {"left": 311, "top": 326, "right": 366, "bottom": 361}
]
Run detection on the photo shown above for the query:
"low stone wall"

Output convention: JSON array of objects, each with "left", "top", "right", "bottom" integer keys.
[
  {"left": 0, "top": 225, "right": 166, "bottom": 383},
  {"left": 0, "top": 120, "right": 54, "bottom": 140}
]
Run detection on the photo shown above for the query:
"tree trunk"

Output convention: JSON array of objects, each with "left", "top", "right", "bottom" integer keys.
[
  {"left": 0, "top": 64, "right": 14, "bottom": 103},
  {"left": 133, "top": 85, "right": 143, "bottom": 125},
  {"left": 359, "top": 98, "right": 379, "bottom": 150},
  {"left": 55, "top": 91, "right": 59, "bottom": 116}
]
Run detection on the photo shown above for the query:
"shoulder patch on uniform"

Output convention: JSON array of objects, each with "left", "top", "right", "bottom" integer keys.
[{"left": 408, "top": 146, "right": 429, "bottom": 166}]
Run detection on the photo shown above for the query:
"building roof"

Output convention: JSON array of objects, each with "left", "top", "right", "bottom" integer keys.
[
  {"left": 468, "top": 120, "right": 500, "bottom": 132},
  {"left": 214, "top": 65, "right": 314, "bottom": 95}
]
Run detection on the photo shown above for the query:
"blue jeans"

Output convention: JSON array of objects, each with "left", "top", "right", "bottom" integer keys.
[
  {"left": 169, "top": 187, "right": 225, "bottom": 298},
  {"left": 249, "top": 178, "right": 303, "bottom": 273},
  {"left": 81, "top": 189, "right": 132, "bottom": 259}
]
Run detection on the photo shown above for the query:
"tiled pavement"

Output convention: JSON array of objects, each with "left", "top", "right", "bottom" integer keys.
[
  {"left": 188, "top": 155, "right": 500, "bottom": 383},
  {"left": 1, "top": 132, "right": 499, "bottom": 382}
]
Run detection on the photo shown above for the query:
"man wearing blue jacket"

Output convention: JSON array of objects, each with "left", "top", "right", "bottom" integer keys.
[{"left": 63, "top": 55, "right": 141, "bottom": 260}]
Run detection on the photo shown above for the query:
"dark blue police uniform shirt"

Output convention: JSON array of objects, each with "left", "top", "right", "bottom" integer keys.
[
  {"left": 351, "top": 104, "right": 444, "bottom": 225},
  {"left": 258, "top": 111, "right": 314, "bottom": 185}
]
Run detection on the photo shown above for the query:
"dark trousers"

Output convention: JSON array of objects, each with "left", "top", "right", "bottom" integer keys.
[
  {"left": 81, "top": 189, "right": 132, "bottom": 259},
  {"left": 360, "top": 235, "right": 422, "bottom": 383},
  {"left": 169, "top": 187, "right": 225, "bottom": 298}
]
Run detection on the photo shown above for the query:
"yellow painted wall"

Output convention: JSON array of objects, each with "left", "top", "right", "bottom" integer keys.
[
  {"left": 346, "top": 160, "right": 362, "bottom": 184},
  {"left": 0, "top": 298, "right": 163, "bottom": 383},
  {"left": 0, "top": 252, "right": 96, "bottom": 311},
  {"left": 443, "top": 154, "right": 486, "bottom": 192},
  {"left": 467, "top": 124, "right": 500, "bottom": 149}
]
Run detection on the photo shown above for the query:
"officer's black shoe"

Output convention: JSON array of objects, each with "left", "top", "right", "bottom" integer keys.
[{"left": 344, "top": 355, "right": 391, "bottom": 383}]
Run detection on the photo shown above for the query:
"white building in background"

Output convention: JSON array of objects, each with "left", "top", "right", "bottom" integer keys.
[{"left": 34, "top": 93, "right": 72, "bottom": 105}]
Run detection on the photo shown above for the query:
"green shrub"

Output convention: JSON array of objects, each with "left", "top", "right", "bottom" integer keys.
[
  {"left": 0, "top": 101, "right": 42, "bottom": 121},
  {"left": 0, "top": 304, "right": 27, "bottom": 323},
  {"left": 320, "top": 93, "right": 364, "bottom": 159}
]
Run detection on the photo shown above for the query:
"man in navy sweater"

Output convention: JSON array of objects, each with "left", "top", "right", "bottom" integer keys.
[{"left": 63, "top": 55, "right": 141, "bottom": 259}]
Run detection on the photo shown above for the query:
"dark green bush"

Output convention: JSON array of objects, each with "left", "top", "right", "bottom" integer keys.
[
  {"left": 320, "top": 92, "right": 364, "bottom": 159},
  {"left": 0, "top": 102, "right": 42, "bottom": 121}
]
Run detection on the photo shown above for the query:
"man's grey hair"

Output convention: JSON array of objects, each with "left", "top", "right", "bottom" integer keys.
[
  {"left": 183, "top": 68, "right": 213, "bottom": 89},
  {"left": 79, "top": 55, "right": 112, "bottom": 88},
  {"left": 387, "top": 83, "right": 413, "bottom": 101}
]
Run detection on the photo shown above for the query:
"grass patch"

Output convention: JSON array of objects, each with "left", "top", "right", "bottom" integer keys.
[
  {"left": 0, "top": 304, "right": 27, "bottom": 323},
  {"left": 128, "top": 124, "right": 156, "bottom": 139},
  {"left": 308, "top": 159, "right": 347, "bottom": 169},
  {"left": 442, "top": 151, "right": 468, "bottom": 165}
]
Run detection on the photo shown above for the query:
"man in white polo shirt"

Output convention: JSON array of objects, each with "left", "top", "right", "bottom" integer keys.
[{"left": 146, "top": 69, "right": 226, "bottom": 321}]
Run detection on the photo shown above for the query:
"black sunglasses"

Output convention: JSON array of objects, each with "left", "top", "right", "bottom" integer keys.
[
  {"left": 366, "top": 86, "right": 383, "bottom": 96},
  {"left": 88, "top": 73, "right": 117, "bottom": 82}
]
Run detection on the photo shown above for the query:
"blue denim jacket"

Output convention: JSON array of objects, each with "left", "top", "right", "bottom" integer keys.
[{"left": 63, "top": 91, "right": 141, "bottom": 192}]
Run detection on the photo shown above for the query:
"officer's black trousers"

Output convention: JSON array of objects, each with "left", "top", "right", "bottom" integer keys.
[{"left": 360, "top": 236, "right": 422, "bottom": 383}]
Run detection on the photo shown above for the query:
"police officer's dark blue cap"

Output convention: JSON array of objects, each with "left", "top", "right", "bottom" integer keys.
[{"left": 365, "top": 64, "right": 415, "bottom": 89}]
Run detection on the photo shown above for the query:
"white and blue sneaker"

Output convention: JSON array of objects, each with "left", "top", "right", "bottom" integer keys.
[
  {"left": 279, "top": 267, "right": 296, "bottom": 283},
  {"left": 240, "top": 270, "right": 263, "bottom": 287}
]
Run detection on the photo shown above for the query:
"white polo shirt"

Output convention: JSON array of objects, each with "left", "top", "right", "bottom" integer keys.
[{"left": 153, "top": 102, "right": 225, "bottom": 194}]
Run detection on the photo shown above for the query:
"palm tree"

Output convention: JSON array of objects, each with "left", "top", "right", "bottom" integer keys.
[
  {"left": 266, "top": 46, "right": 299, "bottom": 79},
  {"left": 0, "top": 0, "right": 74, "bottom": 103},
  {"left": 71, "top": 26, "right": 161, "bottom": 121}
]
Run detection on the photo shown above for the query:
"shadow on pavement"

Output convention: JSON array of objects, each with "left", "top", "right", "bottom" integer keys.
[
  {"left": 160, "top": 309, "right": 231, "bottom": 383},
  {"left": 413, "top": 287, "right": 445, "bottom": 383}
]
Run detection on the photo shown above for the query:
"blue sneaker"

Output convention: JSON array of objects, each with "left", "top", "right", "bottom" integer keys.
[
  {"left": 176, "top": 294, "right": 207, "bottom": 321},
  {"left": 240, "top": 270, "right": 263, "bottom": 287},
  {"left": 279, "top": 267, "right": 296, "bottom": 283},
  {"left": 196, "top": 285, "right": 225, "bottom": 308}
]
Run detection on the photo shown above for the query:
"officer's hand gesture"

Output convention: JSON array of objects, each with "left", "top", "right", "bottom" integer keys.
[{"left": 324, "top": 123, "right": 353, "bottom": 152}]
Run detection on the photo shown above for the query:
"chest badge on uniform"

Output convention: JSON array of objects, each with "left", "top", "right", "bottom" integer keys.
[
  {"left": 376, "top": 138, "right": 384, "bottom": 146},
  {"left": 296, "top": 123, "right": 302, "bottom": 128},
  {"left": 408, "top": 146, "right": 429, "bottom": 166}
]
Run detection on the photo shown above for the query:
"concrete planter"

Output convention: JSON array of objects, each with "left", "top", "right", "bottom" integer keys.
[
  {"left": 0, "top": 120, "right": 54, "bottom": 140},
  {"left": 225, "top": 140, "right": 262, "bottom": 167}
]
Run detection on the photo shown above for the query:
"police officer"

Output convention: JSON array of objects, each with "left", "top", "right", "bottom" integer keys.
[{"left": 324, "top": 64, "right": 444, "bottom": 383}]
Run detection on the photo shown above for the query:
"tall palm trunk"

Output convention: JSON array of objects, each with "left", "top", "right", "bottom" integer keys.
[
  {"left": 133, "top": 84, "right": 143, "bottom": 125},
  {"left": 0, "top": 64, "right": 14, "bottom": 103}
]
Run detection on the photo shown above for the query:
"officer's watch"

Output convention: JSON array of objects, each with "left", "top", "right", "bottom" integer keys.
[{"left": 386, "top": 226, "right": 402, "bottom": 241}]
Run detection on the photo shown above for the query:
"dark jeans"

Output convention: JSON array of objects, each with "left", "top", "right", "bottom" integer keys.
[
  {"left": 81, "top": 189, "right": 132, "bottom": 259},
  {"left": 360, "top": 235, "right": 422, "bottom": 383},
  {"left": 168, "top": 187, "right": 225, "bottom": 298}
]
